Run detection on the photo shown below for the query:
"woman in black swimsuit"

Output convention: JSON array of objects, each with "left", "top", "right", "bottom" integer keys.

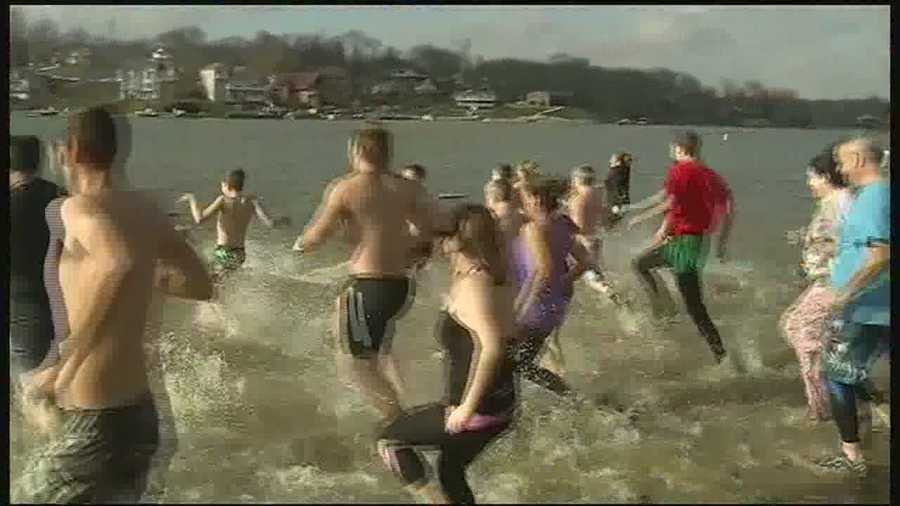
[{"left": 377, "top": 205, "right": 518, "bottom": 504}]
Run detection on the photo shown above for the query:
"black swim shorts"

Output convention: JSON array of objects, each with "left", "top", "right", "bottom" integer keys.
[{"left": 338, "top": 276, "right": 412, "bottom": 358}]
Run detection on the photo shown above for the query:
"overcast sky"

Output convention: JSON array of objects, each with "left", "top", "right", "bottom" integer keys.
[{"left": 16, "top": 5, "right": 890, "bottom": 100}]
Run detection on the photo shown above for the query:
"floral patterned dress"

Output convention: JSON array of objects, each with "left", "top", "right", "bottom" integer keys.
[{"left": 779, "top": 190, "right": 851, "bottom": 420}]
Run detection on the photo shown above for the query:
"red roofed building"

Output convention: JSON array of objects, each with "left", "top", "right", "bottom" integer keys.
[
  {"left": 270, "top": 72, "right": 321, "bottom": 107},
  {"left": 270, "top": 67, "right": 350, "bottom": 108}
]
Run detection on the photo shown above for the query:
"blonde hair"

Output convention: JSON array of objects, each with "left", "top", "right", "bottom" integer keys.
[
  {"left": 515, "top": 160, "right": 541, "bottom": 184},
  {"left": 348, "top": 128, "right": 393, "bottom": 169}
]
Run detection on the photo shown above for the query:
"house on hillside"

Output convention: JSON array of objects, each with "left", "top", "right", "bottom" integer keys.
[
  {"left": 371, "top": 80, "right": 404, "bottom": 96},
  {"left": 454, "top": 89, "right": 498, "bottom": 110},
  {"left": 225, "top": 66, "right": 271, "bottom": 106},
  {"left": 389, "top": 69, "right": 429, "bottom": 81},
  {"left": 119, "top": 47, "right": 179, "bottom": 101},
  {"left": 10, "top": 71, "right": 30, "bottom": 102},
  {"left": 268, "top": 67, "right": 349, "bottom": 107},
  {"left": 371, "top": 69, "right": 434, "bottom": 96},
  {"left": 65, "top": 47, "right": 92, "bottom": 66},
  {"left": 414, "top": 79, "right": 438, "bottom": 95},
  {"left": 270, "top": 72, "right": 322, "bottom": 108},
  {"left": 199, "top": 63, "right": 229, "bottom": 102},
  {"left": 525, "top": 90, "right": 574, "bottom": 108},
  {"left": 856, "top": 115, "right": 883, "bottom": 129},
  {"left": 316, "top": 66, "right": 351, "bottom": 105}
]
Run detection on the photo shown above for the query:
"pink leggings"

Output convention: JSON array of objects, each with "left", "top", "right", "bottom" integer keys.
[{"left": 779, "top": 283, "right": 835, "bottom": 420}]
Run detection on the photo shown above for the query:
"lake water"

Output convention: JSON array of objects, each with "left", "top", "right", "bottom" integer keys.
[{"left": 9, "top": 114, "right": 890, "bottom": 503}]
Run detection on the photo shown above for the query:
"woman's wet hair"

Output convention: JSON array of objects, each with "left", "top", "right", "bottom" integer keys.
[
  {"left": 522, "top": 176, "right": 569, "bottom": 213},
  {"left": 808, "top": 148, "right": 847, "bottom": 189},
  {"left": 448, "top": 204, "right": 507, "bottom": 286}
]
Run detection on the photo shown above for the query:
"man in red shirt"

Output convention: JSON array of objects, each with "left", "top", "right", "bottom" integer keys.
[{"left": 627, "top": 131, "right": 735, "bottom": 363}]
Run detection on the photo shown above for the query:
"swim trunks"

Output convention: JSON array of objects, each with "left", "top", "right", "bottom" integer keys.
[
  {"left": 14, "top": 394, "right": 160, "bottom": 503},
  {"left": 661, "top": 234, "right": 710, "bottom": 274},
  {"left": 339, "top": 276, "right": 412, "bottom": 358},
  {"left": 211, "top": 245, "right": 246, "bottom": 272}
]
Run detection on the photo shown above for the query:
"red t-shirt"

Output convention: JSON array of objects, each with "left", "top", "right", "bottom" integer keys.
[{"left": 664, "top": 159, "right": 732, "bottom": 236}]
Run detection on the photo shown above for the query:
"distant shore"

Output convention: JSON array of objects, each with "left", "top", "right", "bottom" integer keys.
[{"left": 11, "top": 109, "right": 892, "bottom": 134}]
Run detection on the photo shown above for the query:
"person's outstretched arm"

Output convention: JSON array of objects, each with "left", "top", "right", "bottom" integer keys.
[
  {"left": 155, "top": 220, "right": 214, "bottom": 301},
  {"left": 628, "top": 193, "right": 672, "bottom": 228},
  {"left": 179, "top": 193, "right": 223, "bottom": 225},
  {"left": 250, "top": 196, "right": 276, "bottom": 228},
  {"left": 294, "top": 180, "right": 344, "bottom": 252},
  {"left": 625, "top": 189, "right": 666, "bottom": 213}
]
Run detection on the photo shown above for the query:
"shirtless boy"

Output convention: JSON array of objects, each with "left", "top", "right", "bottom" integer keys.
[
  {"left": 567, "top": 165, "right": 624, "bottom": 303},
  {"left": 178, "top": 169, "right": 288, "bottom": 281},
  {"left": 293, "top": 128, "right": 433, "bottom": 421}
]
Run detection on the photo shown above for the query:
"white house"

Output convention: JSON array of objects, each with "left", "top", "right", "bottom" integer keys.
[
  {"left": 200, "top": 63, "right": 229, "bottom": 102},
  {"left": 453, "top": 89, "right": 498, "bottom": 110}
]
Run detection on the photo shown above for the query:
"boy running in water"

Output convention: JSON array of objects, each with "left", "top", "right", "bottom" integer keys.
[
  {"left": 628, "top": 131, "right": 735, "bottom": 364},
  {"left": 178, "top": 169, "right": 288, "bottom": 281},
  {"left": 566, "top": 165, "right": 625, "bottom": 304}
]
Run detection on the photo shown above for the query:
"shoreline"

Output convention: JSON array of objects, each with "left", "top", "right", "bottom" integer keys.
[{"left": 9, "top": 110, "right": 891, "bottom": 133}]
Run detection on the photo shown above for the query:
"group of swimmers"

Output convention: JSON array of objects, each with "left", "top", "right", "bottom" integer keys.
[{"left": 8, "top": 105, "right": 890, "bottom": 503}]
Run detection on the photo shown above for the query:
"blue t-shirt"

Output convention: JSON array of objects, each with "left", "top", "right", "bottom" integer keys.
[{"left": 830, "top": 181, "right": 890, "bottom": 326}]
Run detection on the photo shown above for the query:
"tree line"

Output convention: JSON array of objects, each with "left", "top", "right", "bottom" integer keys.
[{"left": 10, "top": 9, "right": 889, "bottom": 128}]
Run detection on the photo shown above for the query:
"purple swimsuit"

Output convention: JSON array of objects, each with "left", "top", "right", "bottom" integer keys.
[{"left": 511, "top": 214, "right": 577, "bottom": 332}]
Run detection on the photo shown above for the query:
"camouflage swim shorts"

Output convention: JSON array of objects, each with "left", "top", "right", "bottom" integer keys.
[
  {"left": 211, "top": 245, "right": 246, "bottom": 273},
  {"left": 13, "top": 397, "right": 160, "bottom": 503}
]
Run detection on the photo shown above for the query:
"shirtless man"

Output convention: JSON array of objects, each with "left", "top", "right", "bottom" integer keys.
[
  {"left": 292, "top": 128, "right": 433, "bottom": 421},
  {"left": 178, "top": 169, "right": 288, "bottom": 281},
  {"left": 15, "top": 107, "right": 213, "bottom": 503},
  {"left": 567, "top": 165, "right": 625, "bottom": 304}
]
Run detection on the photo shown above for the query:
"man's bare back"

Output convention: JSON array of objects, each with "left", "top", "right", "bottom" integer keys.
[
  {"left": 52, "top": 191, "right": 212, "bottom": 409},
  {"left": 300, "top": 172, "right": 429, "bottom": 277},
  {"left": 215, "top": 196, "right": 256, "bottom": 247},
  {"left": 568, "top": 185, "right": 605, "bottom": 238}
]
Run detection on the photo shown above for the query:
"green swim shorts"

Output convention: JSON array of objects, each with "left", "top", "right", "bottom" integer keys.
[
  {"left": 211, "top": 245, "right": 247, "bottom": 272},
  {"left": 661, "top": 235, "right": 710, "bottom": 274}
]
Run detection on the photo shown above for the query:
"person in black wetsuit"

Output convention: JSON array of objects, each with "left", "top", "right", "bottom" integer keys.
[
  {"left": 9, "top": 135, "right": 66, "bottom": 383},
  {"left": 604, "top": 151, "right": 632, "bottom": 225},
  {"left": 378, "top": 205, "right": 518, "bottom": 504}
]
